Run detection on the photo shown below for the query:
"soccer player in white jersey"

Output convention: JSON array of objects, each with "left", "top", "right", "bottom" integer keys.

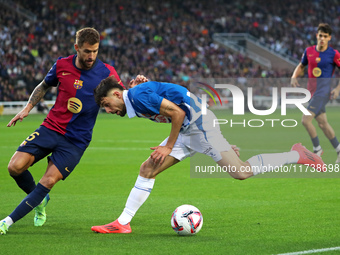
[{"left": 91, "top": 78, "right": 324, "bottom": 233}]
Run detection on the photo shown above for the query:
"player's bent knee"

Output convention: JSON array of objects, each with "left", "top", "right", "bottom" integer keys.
[
  {"left": 39, "top": 176, "right": 60, "bottom": 190},
  {"left": 233, "top": 174, "right": 249, "bottom": 181},
  {"left": 301, "top": 118, "right": 308, "bottom": 127},
  {"left": 318, "top": 122, "right": 325, "bottom": 130},
  {"left": 8, "top": 161, "right": 24, "bottom": 176},
  {"left": 139, "top": 160, "right": 157, "bottom": 179},
  {"left": 7, "top": 152, "right": 34, "bottom": 176},
  {"left": 230, "top": 170, "right": 253, "bottom": 180}
]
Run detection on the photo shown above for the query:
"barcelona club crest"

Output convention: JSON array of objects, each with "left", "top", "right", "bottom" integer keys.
[{"left": 74, "top": 79, "right": 83, "bottom": 89}]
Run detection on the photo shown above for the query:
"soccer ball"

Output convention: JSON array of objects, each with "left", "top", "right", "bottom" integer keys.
[{"left": 171, "top": 204, "right": 203, "bottom": 235}]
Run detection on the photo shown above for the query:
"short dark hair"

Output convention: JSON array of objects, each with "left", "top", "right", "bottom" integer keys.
[
  {"left": 317, "top": 23, "right": 332, "bottom": 35},
  {"left": 76, "top": 27, "right": 100, "bottom": 48},
  {"left": 94, "top": 76, "right": 125, "bottom": 106}
]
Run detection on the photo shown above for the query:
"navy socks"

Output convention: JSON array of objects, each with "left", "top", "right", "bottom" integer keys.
[
  {"left": 10, "top": 170, "right": 36, "bottom": 194},
  {"left": 330, "top": 137, "right": 340, "bottom": 149},
  {"left": 311, "top": 136, "right": 320, "bottom": 148},
  {"left": 9, "top": 183, "right": 50, "bottom": 223}
]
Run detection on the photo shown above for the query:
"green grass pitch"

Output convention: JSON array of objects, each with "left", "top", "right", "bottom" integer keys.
[{"left": 0, "top": 108, "right": 339, "bottom": 255}]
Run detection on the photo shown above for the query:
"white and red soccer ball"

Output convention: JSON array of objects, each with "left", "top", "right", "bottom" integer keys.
[{"left": 171, "top": 204, "right": 203, "bottom": 235}]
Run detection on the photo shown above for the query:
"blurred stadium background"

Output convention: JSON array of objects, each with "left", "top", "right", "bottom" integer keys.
[{"left": 1, "top": 0, "right": 340, "bottom": 114}]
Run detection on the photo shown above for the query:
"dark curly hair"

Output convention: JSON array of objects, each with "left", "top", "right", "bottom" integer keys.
[{"left": 94, "top": 76, "right": 125, "bottom": 106}]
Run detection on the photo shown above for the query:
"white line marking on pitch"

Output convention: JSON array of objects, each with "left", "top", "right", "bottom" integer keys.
[
  {"left": 89, "top": 147, "right": 149, "bottom": 151},
  {"left": 95, "top": 139, "right": 161, "bottom": 143},
  {"left": 276, "top": 246, "right": 340, "bottom": 255}
]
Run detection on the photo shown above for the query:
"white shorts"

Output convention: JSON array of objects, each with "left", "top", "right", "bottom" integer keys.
[{"left": 160, "top": 110, "right": 231, "bottom": 162}]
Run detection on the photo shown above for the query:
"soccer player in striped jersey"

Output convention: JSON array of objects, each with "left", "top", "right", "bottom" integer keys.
[
  {"left": 0, "top": 27, "right": 145, "bottom": 235},
  {"left": 90, "top": 78, "right": 324, "bottom": 234},
  {"left": 291, "top": 23, "right": 340, "bottom": 163}
]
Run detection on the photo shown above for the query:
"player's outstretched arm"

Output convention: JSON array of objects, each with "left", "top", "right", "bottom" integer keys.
[
  {"left": 7, "top": 80, "right": 51, "bottom": 127},
  {"left": 291, "top": 63, "right": 305, "bottom": 87},
  {"left": 150, "top": 98, "right": 185, "bottom": 165}
]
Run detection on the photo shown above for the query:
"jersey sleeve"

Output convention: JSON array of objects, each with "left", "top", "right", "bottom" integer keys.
[
  {"left": 301, "top": 49, "right": 308, "bottom": 66},
  {"left": 131, "top": 87, "right": 163, "bottom": 115},
  {"left": 104, "top": 64, "right": 125, "bottom": 89},
  {"left": 333, "top": 50, "right": 340, "bottom": 68},
  {"left": 44, "top": 58, "right": 62, "bottom": 87}
]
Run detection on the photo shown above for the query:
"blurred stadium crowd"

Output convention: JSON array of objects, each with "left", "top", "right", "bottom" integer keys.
[{"left": 0, "top": 0, "right": 339, "bottom": 101}]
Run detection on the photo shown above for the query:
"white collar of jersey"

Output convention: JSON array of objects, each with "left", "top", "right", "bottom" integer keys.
[{"left": 123, "top": 90, "right": 136, "bottom": 118}]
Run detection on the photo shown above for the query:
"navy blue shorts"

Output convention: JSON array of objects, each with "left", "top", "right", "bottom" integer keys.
[
  {"left": 17, "top": 125, "right": 85, "bottom": 180},
  {"left": 307, "top": 96, "right": 329, "bottom": 117}
]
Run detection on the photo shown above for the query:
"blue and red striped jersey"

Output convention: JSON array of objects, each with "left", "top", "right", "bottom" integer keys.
[
  {"left": 301, "top": 46, "right": 340, "bottom": 97},
  {"left": 42, "top": 55, "right": 123, "bottom": 150}
]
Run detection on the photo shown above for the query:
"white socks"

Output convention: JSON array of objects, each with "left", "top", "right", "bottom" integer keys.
[
  {"left": 336, "top": 144, "right": 340, "bottom": 153},
  {"left": 247, "top": 151, "right": 300, "bottom": 176},
  {"left": 116, "top": 152, "right": 300, "bottom": 224},
  {"left": 118, "top": 175, "right": 155, "bottom": 225},
  {"left": 1, "top": 216, "right": 14, "bottom": 226},
  {"left": 313, "top": 145, "right": 322, "bottom": 152}
]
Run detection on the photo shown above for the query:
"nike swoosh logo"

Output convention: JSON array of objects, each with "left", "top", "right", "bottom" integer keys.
[
  {"left": 65, "top": 167, "right": 70, "bottom": 172},
  {"left": 26, "top": 201, "right": 34, "bottom": 209},
  {"left": 62, "top": 72, "right": 71, "bottom": 76}
]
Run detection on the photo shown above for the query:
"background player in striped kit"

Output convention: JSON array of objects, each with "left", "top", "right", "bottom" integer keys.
[
  {"left": 291, "top": 23, "right": 340, "bottom": 163},
  {"left": 0, "top": 27, "right": 145, "bottom": 235}
]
